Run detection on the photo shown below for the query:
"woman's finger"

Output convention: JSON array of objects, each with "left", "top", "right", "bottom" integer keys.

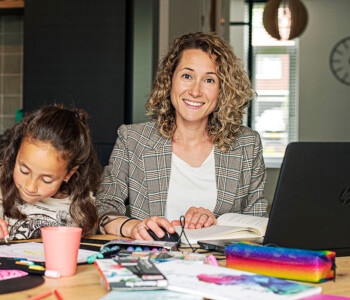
[
  {"left": 184, "top": 207, "right": 197, "bottom": 229},
  {"left": 194, "top": 213, "right": 210, "bottom": 229}
]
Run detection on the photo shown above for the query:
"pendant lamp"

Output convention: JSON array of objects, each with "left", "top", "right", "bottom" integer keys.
[{"left": 263, "top": 0, "right": 308, "bottom": 40}]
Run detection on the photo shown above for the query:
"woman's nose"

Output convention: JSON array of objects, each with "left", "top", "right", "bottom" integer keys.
[{"left": 189, "top": 81, "right": 202, "bottom": 97}]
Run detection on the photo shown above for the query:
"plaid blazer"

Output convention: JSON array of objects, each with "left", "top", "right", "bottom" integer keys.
[{"left": 96, "top": 121, "right": 268, "bottom": 229}]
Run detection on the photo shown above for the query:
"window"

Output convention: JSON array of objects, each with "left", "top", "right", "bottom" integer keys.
[
  {"left": 251, "top": 4, "right": 298, "bottom": 168},
  {"left": 229, "top": 2, "right": 298, "bottom": 168}
]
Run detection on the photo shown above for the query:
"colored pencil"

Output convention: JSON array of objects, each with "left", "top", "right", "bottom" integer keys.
[
  {"left": 27, "top": 290, "right": 52, "bottom": 300},
  {"left": 54, "top": 289, "right": 64, "bottom": 300}
]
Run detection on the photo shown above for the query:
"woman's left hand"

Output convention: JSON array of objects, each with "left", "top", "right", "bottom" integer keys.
[{"left": 171, "top": 206, "right": 216, "bottom": 229}]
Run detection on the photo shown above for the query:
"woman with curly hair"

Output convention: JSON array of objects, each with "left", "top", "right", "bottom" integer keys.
[
  {"left": 0, "top": 105, "right": 102, "bottom": 240},
  {"left": 96, "top": 32, "right": 268, "bottom": 240}
]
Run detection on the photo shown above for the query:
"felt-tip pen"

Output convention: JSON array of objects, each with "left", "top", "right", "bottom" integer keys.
[
  {"left": 9, "top": 266, "right": 60, "bottom": 278},
  {"left": 27, "top": 267, "right": 60, "bottom": 278},
  {"left": 100, "top": 245, "right": 121, "bottom": 257},
  {"left": 24, "top": 266, "right": 60, "bottom": 278},
  {"left": 1, "top": 258, "right": 60, "bottom": 278},
  {"left": 3, "top": 236, "right": 10, "bottom": 246}
]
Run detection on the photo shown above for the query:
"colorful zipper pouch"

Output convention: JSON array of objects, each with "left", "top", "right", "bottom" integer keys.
[{"left": 225, "top": 242, "right": 336, "bottom": 283}]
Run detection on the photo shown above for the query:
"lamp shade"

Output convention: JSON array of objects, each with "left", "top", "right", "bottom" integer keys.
[{"left": 263, "top": 0, "right": 308, "bottom": 40}]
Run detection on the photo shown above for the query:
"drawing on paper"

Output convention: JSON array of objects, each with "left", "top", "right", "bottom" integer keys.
[
  {"left": 197, "top": 274, "right": 312, "bottom": 295},
  {"left": 0, "top": 269, "right": 28, "bottom": 281},
  {"left": 0, "top": 242, "right": 97, "bottom": 263}
]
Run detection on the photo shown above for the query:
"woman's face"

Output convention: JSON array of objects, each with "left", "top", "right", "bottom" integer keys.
[
  {"left": 13, "top": 139, "right": 76, "bottom": 203},
  {"left": 171, "top": 49, "right": 220, "bottom": 127}
]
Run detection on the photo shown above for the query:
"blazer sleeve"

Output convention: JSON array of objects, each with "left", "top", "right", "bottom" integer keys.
[
  {"left": 95, "top": 125, "right": 130, "bottom": 232},
  {"left": 241, "top": 130, "right": 268, "bottom": 217}
]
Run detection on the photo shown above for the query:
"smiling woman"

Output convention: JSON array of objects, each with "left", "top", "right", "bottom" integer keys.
[{"left": 95, "top": 32, "right": 268, "bottom": 242}]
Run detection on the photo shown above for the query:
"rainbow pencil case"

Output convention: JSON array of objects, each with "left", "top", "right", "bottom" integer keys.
[{"left": 225, "top": 242, "right": 336, "bottom": 283}]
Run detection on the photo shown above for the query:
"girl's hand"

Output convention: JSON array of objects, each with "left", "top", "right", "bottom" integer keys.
[
  {"left": 130, "top": 216, "right": 175, "bottom": 241},
  {"left": 171, "top": 206, "right": 216, "bottom": 229},
  {"left": 0, "top": 218, "right": 9, "bottom": 240}
]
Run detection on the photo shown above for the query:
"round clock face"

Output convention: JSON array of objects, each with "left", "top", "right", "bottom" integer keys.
[{"left": 329, "top": 36, "right": 350, "bottom": 86}]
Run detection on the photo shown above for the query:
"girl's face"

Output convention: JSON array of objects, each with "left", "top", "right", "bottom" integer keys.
[{"left": 13, "top": 139, "right": 77, "bottom": 203}]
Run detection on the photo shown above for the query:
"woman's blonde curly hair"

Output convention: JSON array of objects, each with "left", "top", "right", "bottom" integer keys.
[{"left": 146, "top": 32, "right": 255, "bottom": 152}]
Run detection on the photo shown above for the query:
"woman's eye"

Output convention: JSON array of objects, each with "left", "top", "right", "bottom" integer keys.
[
  {"left": 182, "top": 73, "right": 192, "bottom": 79},
  {"left": 205, "top": 78, "right": 215, "bottom": 83}
]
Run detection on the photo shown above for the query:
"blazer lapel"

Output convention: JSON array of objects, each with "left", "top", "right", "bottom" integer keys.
[
  {"left": 143, "top": 130, "right": 172, "bottom": 217},
  {"left": 213, "top": 144, "right": 243, "bottom": 216}
]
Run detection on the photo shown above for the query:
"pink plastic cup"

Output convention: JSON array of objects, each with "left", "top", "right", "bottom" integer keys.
[{"left": 41, "top": 226, "right": 82, "bottom": 277}]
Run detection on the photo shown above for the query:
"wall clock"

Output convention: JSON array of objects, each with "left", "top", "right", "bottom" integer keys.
[{"left": 329, "top": 36, "right": 350, "bottom": 86}]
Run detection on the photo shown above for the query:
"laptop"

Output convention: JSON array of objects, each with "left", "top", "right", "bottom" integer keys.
[
  {"left": 263, "top": 142, "right": 350, "bottom": 256},
  {"left": 199, "top": 142, "right": 350, "bottom": 256},
  {"left": 198, "top": 237, "right": 263, "bottom": 253}
]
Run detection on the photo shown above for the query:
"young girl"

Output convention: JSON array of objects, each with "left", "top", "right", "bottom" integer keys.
[{"left": 0, "top": 105, "right": 102, "bottom": 240}]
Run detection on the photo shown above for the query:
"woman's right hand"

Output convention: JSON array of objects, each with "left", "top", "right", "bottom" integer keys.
[
  {"left": 104, "top": 216, "right": 175, "bottom": 241},
  {"left": 129, "top": 216, "right": 175, "bottom": 241},
  {"left": 0, "top": 218, "right": 9, "bottom": 240}
]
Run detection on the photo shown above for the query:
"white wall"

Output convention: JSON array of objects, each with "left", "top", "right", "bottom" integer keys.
[
  {"left": 299, "top": 0, "right": 350, "bottom": 142},
  {"left": 264, "top": 0, "right": 350, "bottom": 206}
]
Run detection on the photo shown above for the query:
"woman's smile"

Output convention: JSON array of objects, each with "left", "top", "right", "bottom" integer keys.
[{"left": 183, "top": 99, "right": 205, "bottom": 108}]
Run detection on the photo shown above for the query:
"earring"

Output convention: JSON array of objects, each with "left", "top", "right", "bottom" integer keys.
[{"left": 64, "top": 179, "right": 69, "bottom": 183}]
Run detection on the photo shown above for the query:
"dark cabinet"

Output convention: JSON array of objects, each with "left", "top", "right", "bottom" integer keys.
[{"left": 23, "top": 0, "right": 129, "bottom": 165}]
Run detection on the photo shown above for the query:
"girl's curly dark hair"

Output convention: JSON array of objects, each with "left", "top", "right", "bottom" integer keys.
[
  {"left": 146, "top": 32, "right": 255, "bottom": 151},
  {"left": 0, "top": 105, "right": 103, "bottom": 235}
]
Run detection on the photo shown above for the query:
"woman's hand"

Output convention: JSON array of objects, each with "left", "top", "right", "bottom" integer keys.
[
  {"left": 129, "top": 216, "right": 175, "bottom": 241},
  {"left": 0, "top": 218, "right": 9, "bottom": 240},
  {"left": 171, "top": 206, "right": 216, "bottom": 229}
]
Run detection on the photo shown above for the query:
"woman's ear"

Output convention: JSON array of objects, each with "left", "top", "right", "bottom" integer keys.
[{"left": 64, "top": 166, "right": 79, "bottom": 182}]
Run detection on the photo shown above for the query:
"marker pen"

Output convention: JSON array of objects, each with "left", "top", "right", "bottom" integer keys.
[
  {"left": 1, "top": 258, "right": 60, "bottom": 278},
  {"left": 3, "top": 236, "right": 10, "bottom": 246},
  {"left": 205, "top": 254, "right": 219, "bottom": 266},
  {"left": 100, "top": 245, "right": 121, "bottom": 258}
]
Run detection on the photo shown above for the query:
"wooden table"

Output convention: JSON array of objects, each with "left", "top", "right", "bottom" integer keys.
[{"left": 1, "top": 235, "right": 350, "bottom": 299}]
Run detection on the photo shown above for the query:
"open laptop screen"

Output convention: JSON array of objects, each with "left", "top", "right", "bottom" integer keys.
[{"left": 263, "top": 142, "right": 350, "bottom": 256}]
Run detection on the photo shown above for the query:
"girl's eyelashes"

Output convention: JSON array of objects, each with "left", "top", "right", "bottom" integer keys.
[
  {"left": 19, "top": 166, "right": 54, "bottom": 184},
  {"left": 19, "top": 168, "right": 29, "bottom": 175},
  {"left": 42, "top": 178, "right": 53, "bottom": 184}
]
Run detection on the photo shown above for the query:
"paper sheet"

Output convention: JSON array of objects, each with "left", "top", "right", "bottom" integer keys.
[
  {"left": 0, "top": 242, "right": 97, "bottom": 263},
  {"left": 157, "top": 260, "right": 322, "bottom": 300}
]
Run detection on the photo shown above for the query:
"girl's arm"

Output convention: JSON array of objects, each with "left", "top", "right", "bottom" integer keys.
[{"left": 0, "top": 217, "right": 9, "bottom": 240}]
